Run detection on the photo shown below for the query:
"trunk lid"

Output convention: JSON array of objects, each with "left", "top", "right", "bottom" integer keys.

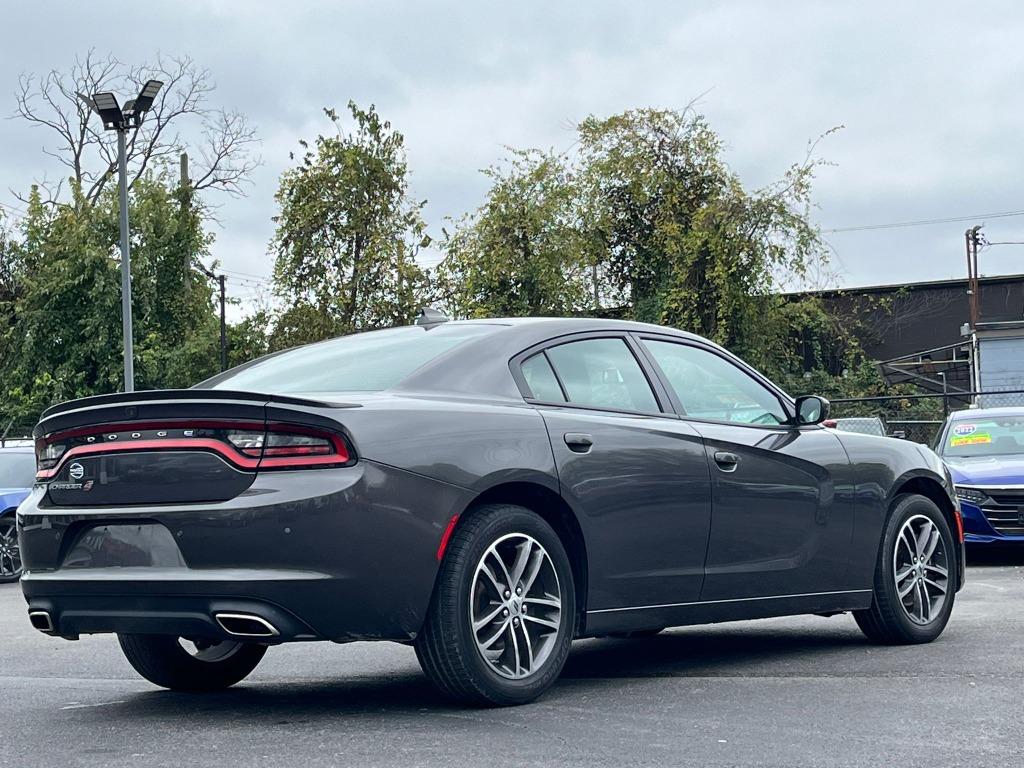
[{"left": 35, "top": 389, "right": 357, "bottom": 507}]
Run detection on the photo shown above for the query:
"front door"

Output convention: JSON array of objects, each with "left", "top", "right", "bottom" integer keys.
[{"left": 636, "top": 337, "right": 855, "bottom": 601}]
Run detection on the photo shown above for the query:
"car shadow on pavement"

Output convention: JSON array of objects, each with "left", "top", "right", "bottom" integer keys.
[
  {"left": 74, "top": 621, "right": 875, "bottom": 721},
  {"left": 966, "top": 546, "right": 1024, "bottom": 568},
  {"left": 561, "top": 623, "right": 867, "bottom": 680}
]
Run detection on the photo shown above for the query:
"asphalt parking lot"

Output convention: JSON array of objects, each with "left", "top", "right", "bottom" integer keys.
[{"left": 2, "top": 550, "right": 1021, "bottom": 768}]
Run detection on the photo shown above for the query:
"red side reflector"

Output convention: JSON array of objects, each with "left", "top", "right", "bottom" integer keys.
[
  {"left": 954, "top": 505, "right": 965, "bottom": 543},
  {"left": 436, "top": 514, "right": 460, "bottom": 561}
]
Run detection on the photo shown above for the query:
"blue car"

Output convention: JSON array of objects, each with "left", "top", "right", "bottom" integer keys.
[
  {"left": 0, "top": 445, "right": 34, "bottom": 582},
  {"left": 936, "top": 407, "right": 1024, "bottom": 544}
]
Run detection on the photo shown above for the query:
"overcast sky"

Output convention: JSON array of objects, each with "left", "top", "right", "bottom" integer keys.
[{"left": 3, "top": 1, "right": 1023, "bottom": 313}]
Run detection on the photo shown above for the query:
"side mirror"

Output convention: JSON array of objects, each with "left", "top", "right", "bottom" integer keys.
[{"left": 794, "top": 395, "right": 830, "bottom": 426}]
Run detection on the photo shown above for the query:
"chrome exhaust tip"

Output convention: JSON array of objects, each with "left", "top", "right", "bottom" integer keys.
[
  {"left": 214, "top": 612, "right": 280, "bottom": 638},
  {"left": 28, "top": 610, "right": 54, "bottom": 633}
]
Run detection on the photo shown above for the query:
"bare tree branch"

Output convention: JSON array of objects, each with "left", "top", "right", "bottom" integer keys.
[{"left": 11, "top": 50, "right": 259, "bottom": 206}]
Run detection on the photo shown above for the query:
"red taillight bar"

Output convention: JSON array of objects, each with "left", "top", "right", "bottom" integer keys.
[
  {"left": 36, "top": 421, "right": 352, "bottom": 479},
  {"left": 35, "top": 438, "right": 260, "bottom": 479}
]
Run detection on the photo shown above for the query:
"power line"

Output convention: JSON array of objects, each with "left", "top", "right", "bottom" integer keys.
[
  {"left": 221, "top": 268, "right": 273, "bottom": 282},
  {"left": 823, "top": 209, "right": 1024, "bottom": 234},
  {"left": 0, "top": 201, "right": 28, "bottom": 217}
]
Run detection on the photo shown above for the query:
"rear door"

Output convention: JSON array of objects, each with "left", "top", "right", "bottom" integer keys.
[
  {"left": 513, "top": 333, "right": 712, "bottom": 611},
  {"left": 636, "top": 336, "right": 855, "bottom": 601}
]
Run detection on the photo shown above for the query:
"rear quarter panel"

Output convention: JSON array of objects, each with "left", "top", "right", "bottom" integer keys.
[{"left": 267, "top": 395, "right": 559, "bottom": 495}]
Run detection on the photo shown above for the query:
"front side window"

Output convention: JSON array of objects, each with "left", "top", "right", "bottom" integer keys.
[
  {"left": 642, "top": 339, "right": 787, "bottom": 425},
  {"left": 543, "top": 338, "right": 659, "bottom": 412}
]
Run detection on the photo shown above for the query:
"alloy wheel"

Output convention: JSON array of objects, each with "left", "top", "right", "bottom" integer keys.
[
  {"left": 469, "top": 533, "right": 562, "bottom": 680},
  {"left": 892, "top": 514, "right": 949, "bottom": 626},
  {"left": 0, "top": 519, "right": 22, "bottom": 580}
]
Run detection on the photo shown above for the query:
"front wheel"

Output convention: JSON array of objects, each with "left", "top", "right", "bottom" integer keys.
[
  {"left": 854, "top": 494, "right": 956, "bottom": 644},
  {"left": 415, "top": 504, "right": 576, "bottom": 706},
  {"left": 118, "top": 634, "right": 267, "bottom": 691}
]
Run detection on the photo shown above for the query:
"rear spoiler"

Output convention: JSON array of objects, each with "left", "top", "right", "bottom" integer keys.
[{"left": 35, "top": 389, "right": 358, "bottom": 439}]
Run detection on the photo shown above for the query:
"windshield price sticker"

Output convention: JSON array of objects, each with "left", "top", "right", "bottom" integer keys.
[{"left": 950, "top": 432, "right": 992, "bottom": 447}]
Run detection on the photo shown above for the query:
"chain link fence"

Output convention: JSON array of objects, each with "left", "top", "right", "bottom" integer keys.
[
  {"left": 0, "top": 423, "right": 35, "bottom": 447},
  {"left": 827, "top": 389, "right": 1024, "bottom": 446}
]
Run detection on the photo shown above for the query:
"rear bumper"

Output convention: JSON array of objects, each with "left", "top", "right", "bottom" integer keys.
[
  {"left": 21, "top": 568, "right": 334, "bottom": 642},
  {"left": 17, "top": 461, "right": 470, "bottom": 642}
]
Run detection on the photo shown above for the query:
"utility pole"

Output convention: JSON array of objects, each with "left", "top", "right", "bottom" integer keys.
[
  {"left": 218, "top": 274, "right": 227, "bottom": 371},
  {"left": 194, "top": 260, "right": 228, "bottom": 371},
  {"left": 965, "top": 225, "right": 982, "bottom": 329},
  {"left": 179, "top": 151, "right": 227, "bottom": 372}
]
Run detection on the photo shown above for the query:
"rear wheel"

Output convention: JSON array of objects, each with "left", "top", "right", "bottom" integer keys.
[
  {"left": 854, "top": 494, "right": 956, "bottom": 644},
  {"left": 415, "top": 504, "right": 575, "bottom": 706},
  {"left": 0, "top": 515, "right": 22, "bottom": 583},
  {"left": 118, "top": 634, "right": 267, "bottom": 691}
]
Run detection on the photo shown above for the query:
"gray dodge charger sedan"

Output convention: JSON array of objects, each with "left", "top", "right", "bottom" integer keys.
[{"left": 18, "top": 316, "right": 965, "bottom": 705}]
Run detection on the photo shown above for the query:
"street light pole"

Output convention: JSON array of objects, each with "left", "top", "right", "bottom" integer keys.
[
  {"left": 77, "top": 79, "right": 164, "bottom": 394},
  {"left": 116, "top": 128, "right": 135, "bottom": 392}
]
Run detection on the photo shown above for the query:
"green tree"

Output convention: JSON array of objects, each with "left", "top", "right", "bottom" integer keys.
[
  {"left": 436, "top": 149, "right": 594, "bottom": 318},
  {"left": 0, "top": 173, "right": 223, "bottom": 429},
  {"left": 578, "top": 108, "right": 834, "bottom": 372},
  {"left": 269, "top": 103, "right": 429, "bottom": 348}
]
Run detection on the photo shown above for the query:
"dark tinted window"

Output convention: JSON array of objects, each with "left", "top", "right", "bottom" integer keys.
[
  {"left": 0, "top": 452, "right": 35, "bottom": 488},
  {"left": 521, "top": 353, "right": 566, "bottom": 402},
  {"left": 545, "top": 338, "right": 658, "bottom": 412},
  {"left": 642, "top": 339, "right": 787, "bottom": 425},
  {"left": 209, "top": 324, "right": 500, "bottom": 393}
]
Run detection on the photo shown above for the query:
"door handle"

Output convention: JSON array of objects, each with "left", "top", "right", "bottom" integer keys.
[
  {"left": 564, "top": 433, "right": 593, "bottom": 453},
  {"left": 713, "top": 451, "right": 739, "bottom": 472}
]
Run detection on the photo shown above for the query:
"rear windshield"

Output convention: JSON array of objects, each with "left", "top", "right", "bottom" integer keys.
[
  {"left": 0, "top": 452, "right": 35, "bottom": 488},
  {"left": 206, "top": 324, "right": 500, "bottom": 394}
]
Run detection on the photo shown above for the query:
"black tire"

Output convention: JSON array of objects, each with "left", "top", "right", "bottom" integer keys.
[
  {"left": 854, "top": 493, "right": 957, "bottom": 645},
  {"left": 0, "top": 514, "right": 23, "bottom": 583},
  {"left": 415, "top": 503, "right": 576, "bottom": 706},
  {"left": 118, "top": 634, "right": 267, "bottom": 691}
]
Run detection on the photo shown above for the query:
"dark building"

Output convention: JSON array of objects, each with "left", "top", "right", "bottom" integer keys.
[{"left": 789, "top": 273, "right": 1024, "bottom": 396}]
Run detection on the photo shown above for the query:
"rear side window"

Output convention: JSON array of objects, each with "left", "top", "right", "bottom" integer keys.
[
  {"left": 521, "top": 353, "right": 566, "bottom": 402},
  {"left": 543, "top": 338, "right": 659, "bottom": 412},
  {"left": 207, "top": 324, "right": 499, "bottom": 394}
]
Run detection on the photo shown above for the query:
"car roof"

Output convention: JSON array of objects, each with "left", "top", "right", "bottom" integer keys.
[
  {"left": 949, "top": 407, "right": 1024, "bottom": 420},
  {"left": 393, "top": 317, "right": 712, "bottom": 401},
  {"left": 446, "top": 316, "right": 703, "bottom": 336}
]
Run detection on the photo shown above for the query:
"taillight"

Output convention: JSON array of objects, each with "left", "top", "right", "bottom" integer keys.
[
  {"left": 257, "top": 426, "right": 350, "bottom": 469},
  {"left": 35, "top": 421, "right": 352, "bottom": 478}
]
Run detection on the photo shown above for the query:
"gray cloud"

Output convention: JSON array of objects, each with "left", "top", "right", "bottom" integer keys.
[{"left": 3, "top": 0, "right": 1023, "bottom": 313}]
